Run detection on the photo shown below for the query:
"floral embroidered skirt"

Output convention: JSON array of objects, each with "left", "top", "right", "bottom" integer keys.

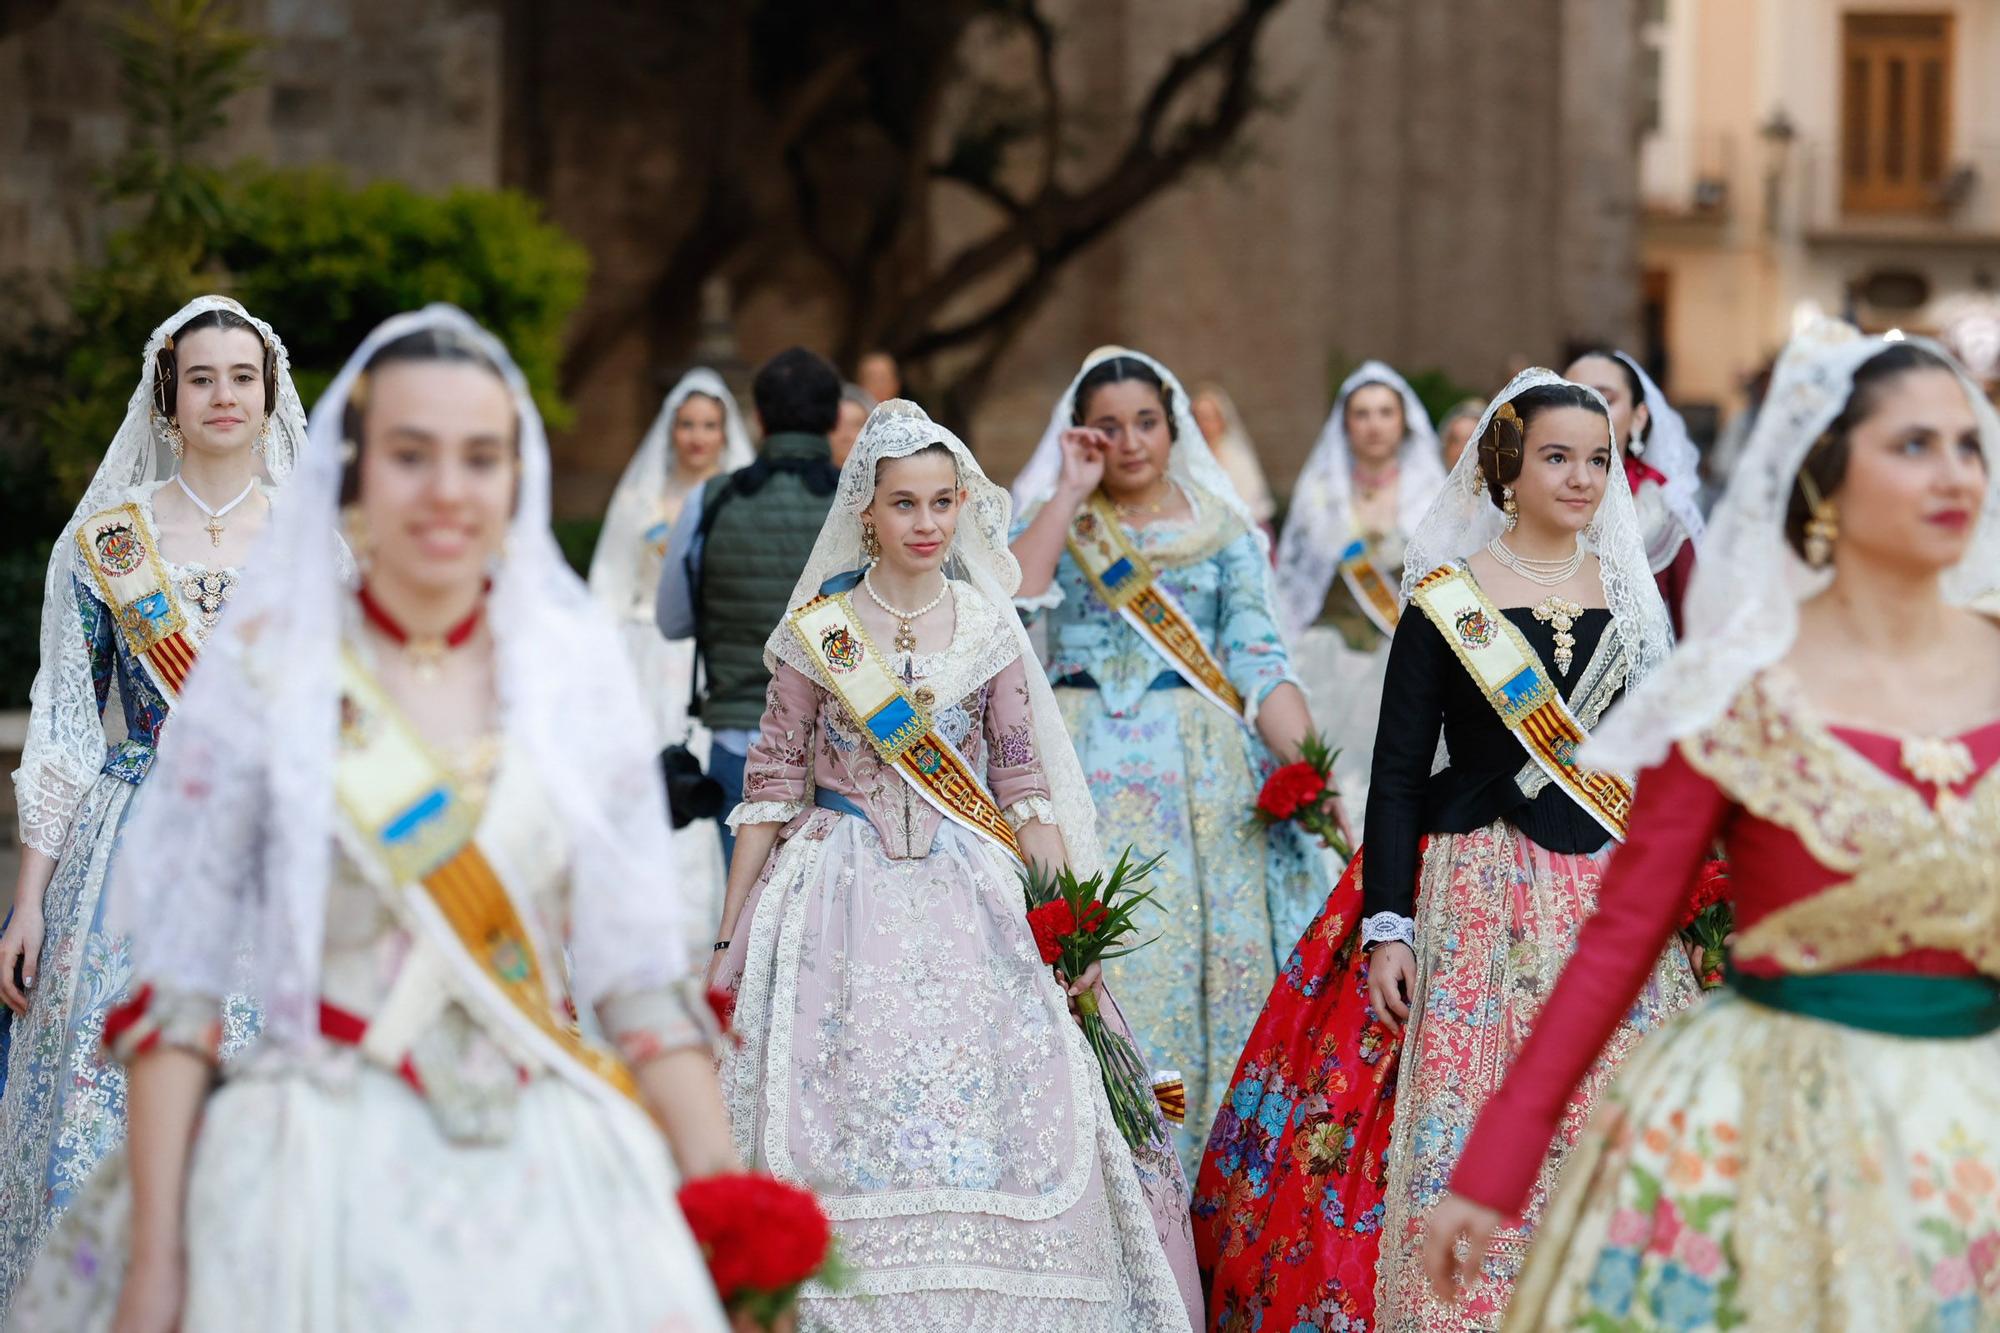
[
  {"left": 0, "top": 774, "right": 138, "bottom": 1318},
  {"left": 1194, "top": 848, "right": 1404, "bottom": 1333},
  {"left": 15, "top": 1061, "right": 732, "bottom": 1331},
  {"left": 719, "top": 810, "right": 1198, "bottom": 1333},
  {"left": 1058, "top": 687, "right": 1327, "bottom": 1183},
  {"left": 1375, "top": 822, "right": 1698, "bottom": 1332},
  {"left": 1504, "top": 991, "right": 2000, "bottom": 1332}
]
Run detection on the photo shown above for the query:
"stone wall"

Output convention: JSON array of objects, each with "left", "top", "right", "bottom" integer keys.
[
  {"left": 0, "top": 0, "right": 503, "bottom": 310},
  {"left": 0, "top": 0, "right": 1640, "bottom": 509}
]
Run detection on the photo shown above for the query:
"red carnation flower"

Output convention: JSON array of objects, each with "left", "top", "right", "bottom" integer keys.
[
  {"left": 1027, "top": 900, "right": 1077, "bottom": 965},
  {"left": 1079, "top": 900, "right": 1109, "bottom": 934},
  {"left": 1256, "top": 761, "right": 1326, "bottom": 821},
  {"left": 1678, "top": 859, "right": 1731, "bottom": 930},
  {"left": 679, "top": 1173, "right": 833, "bottom": 1300},
  {"left": 705, "top": 987, "right": 737, "bottom": 1033}
]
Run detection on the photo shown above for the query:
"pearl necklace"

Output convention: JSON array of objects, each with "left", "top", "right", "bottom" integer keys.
[
  {"left": 864, "top": 568, "right": 950, "bottom": 654},
  {"left": 1486, "top": 537, "right": 1584, "bottom": 587},
  {"left": 174, "top": 474, "right": 258, "bottom": 547}
]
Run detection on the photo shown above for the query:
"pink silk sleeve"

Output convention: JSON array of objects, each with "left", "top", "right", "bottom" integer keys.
[
  {"left": 1450, "top": 746, "right": 1730, "bottom": 1215},
  {"left": 982, "top": 655, "right": 1052, "bottom": 810},
  {"left": 739, "top": 662, "right": 819, "bottom": 810}
]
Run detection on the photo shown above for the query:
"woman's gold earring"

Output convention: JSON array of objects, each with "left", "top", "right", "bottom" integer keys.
[
  {"left": 253, "top": 418, "right": 271, "bottom": 460},
  {"left": 1798, "top": 473, "right": 1839, "bottom": 568},
  {"left": 342, "top": 506, "right": 373, "bottom": 569},
  {"left": 861, "top": 523, "right": 881, "bottom": 560},
  {"left": 161, "top": 416, "right": 184, "bottom": 460},
  {"left": 1502, "top": 486, "right": 1519, "bottom": 530},
  {"left": 1803, "top": 501, "right": 1839, "bottom": 568}
]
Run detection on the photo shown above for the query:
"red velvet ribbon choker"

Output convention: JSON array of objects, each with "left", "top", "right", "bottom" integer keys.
[{"left": 356, "top": 581, "right": 487, "bottom": 679}]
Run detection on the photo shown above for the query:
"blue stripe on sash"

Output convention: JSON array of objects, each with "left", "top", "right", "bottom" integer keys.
[
  {"left": 1102, "top": 556, "right": 1136, "bottom": 590},
  {"left": 133, "top": 591, "right": 173, "bottom": 626},
  {"left": 1339, "top": 538, "right": 1367, "bottom": 563},
  {"left": 384, "top": 788, "right": 452, "bottom": 844},
  {"left": 1497, "top": 666, "right": 1545, "bottom": 711},
  {"left": 865, "top": 695, "right": 918, "bottom": 744}
]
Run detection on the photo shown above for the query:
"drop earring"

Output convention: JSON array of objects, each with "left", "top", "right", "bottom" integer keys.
[
  {"left": 1798, "top": 473, "right": 1839, "bottom": 568},
  {"left": 861, "top": 523, "right": 881, "bottom": 561},
  {"left": 161, "top": 415, "right": 185, "bottom": 460},
  {"left": 1501, "top": 486, "right": 1519, "bottom": 531}
]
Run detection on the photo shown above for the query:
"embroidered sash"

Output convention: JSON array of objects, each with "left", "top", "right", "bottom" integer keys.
[
  {"left": 333, "top": 653, "right": 640, "bottom": 1105},
  {"left": 73, "top": 503, "right": 199, "bottom": 700},
  {"left": 788, "top": 593, "right": 1023, "bottom": 863},
  {"left": 1409, "top": 565, "right": 1633, "bottom": 841},
  {"left": 1337, "top": 537, "right": 1401, "bottom": 638},
  {"left": 1065, "top": 494, "right": 1246, "bottom": 720}
]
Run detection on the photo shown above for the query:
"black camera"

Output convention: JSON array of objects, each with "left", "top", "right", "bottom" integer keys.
[{"left": 659, "top": 744, "right": 725, "bottom": 829}]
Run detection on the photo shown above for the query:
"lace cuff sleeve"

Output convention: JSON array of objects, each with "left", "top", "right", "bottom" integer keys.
[
  {"left": 1004, "top": 796, "right": 1058, "bottom": 830},
  {"left": 1360, "top": 912, "right": 1415, "bottom": 950},
  {"left": 599, "top": 976, "right": 729, "bottom": 1068},
  {"left": 1012, "top": 583, "right": 1064, "bottom": 614},
  {"left": 727, "top": 799, "right": 805, "bottom": 828},
  {"left": 100, "top": 984, "right": 225, "bottom": 1066}
]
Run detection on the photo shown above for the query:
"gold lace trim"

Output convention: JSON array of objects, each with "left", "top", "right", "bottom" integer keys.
[{"left": 1680, "top": 668, "right": 2000, "bottom": 974}]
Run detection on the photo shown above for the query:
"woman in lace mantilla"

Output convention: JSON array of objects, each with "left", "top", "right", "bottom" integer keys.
[
  {"left": 714, "top": 398, "right": 1199, "bottom": 1333},
  {"left": 1201, "top": 372, "right": 1698, "bottom": 1333},
  {"left": 1426, "top": 327, "right": 2000, "bottom": 1332},
  {"left": 588, "top": 368, "right": 755, "bottom": 970},
  {"left": 1009, "top": 348, "right": 1338, "bottom": 1185},
  {"left": 1273, "top": 361, "right": 1450, "bottom": 826},
  {"left": 1565, "top": 349, "right": 1705, "bottom": 635},
  {"left": 14, "top": 307, "right": 739, "bottom": 1331},
  {"left": 0, "top": 297, "right": 306, "bottom": 1318}
]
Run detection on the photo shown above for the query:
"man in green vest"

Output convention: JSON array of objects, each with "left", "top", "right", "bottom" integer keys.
[{"left": 656, "top": 347, "right": 842, "bottom": 864}]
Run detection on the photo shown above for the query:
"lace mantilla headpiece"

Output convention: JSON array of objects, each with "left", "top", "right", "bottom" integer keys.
[
  {"left": 1585, "top": 319, "right": 2000, "bottom": 770},
  {"left": 1274, "top": 360, "right": 1448, "bottom": 639}
]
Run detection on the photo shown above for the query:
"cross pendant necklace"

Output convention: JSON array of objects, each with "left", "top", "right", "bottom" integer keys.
[{"left": 174, "top": 474, "right": 258, "bottom": 548}]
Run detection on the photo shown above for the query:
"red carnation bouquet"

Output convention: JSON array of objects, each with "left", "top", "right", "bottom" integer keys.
[
  {"left": 1252, "top": 732, "right": 1352, "bottom": 860},
  {"left": 1678, "top": 858, "right": 1734, "bottom": 989},
  {"left": 1022, "top": 848, "right": 1169, "bottom": 1153},
  {"left": 678, "top": 1173, "right": 851, "bottom": 1328}
]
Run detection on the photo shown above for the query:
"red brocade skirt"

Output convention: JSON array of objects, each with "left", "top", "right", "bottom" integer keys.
[{"left": 1193, "top": 848, "right": 1405, "bottom": 1333}]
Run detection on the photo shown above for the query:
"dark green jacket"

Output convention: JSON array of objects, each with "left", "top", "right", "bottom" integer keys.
[{"left": 694, "top": 433, "right": 839, "bottom": 730}]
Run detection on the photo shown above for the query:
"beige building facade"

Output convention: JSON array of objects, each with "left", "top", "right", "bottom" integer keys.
[{"left": 1640, "top": 0, "right": 2000, "bottom": 426}]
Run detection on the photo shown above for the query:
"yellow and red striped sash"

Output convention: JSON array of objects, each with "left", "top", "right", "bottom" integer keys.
[
  {"left": 334, "top": 652, "right": 639, "bottom": 1104},
  {"left": 1409, "top": 565, "right": 1633, "bottom": 841},
  {"left": 789, "top": 593, "right": 1022, "bottom": 863},
  {"left": 73, "top": 503, "right": 200, "bottom": 699},
  {"left": 1065, "top": 493, "right": 1245, "bottom": 720}
]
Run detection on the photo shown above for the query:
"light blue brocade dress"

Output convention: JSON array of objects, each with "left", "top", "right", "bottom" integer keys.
[
  {"left": 0, "top": 497, "right": 251, "bottom": 1317},
  {"left": 1018, "top": 489, "right": 1329, "bottom": 1178}
]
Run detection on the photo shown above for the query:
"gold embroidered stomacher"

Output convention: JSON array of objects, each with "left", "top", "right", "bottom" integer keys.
[
  {"left": 1409, "top": 565, "right": 1633, "bottom": 841},
  {"left": 789, "top": 593, "right": 1023, "bottom": 864},
  {"left": 1066, "top": 493, "right": 1246, "bottom": 721},
  {"left": 1681, "top": 670, "right": 2000, "bottom": 975},
  {"left": 334, "top": 652, "right": 640, "bottom": 1104}
]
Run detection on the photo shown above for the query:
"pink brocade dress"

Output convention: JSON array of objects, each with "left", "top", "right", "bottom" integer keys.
[{"left": 715, "top": 584, "right": 1199, "bottom": 1333}]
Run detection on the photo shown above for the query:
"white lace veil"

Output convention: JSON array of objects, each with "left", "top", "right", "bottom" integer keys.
[
  {"left": 1400, "top": 367, "right": 1675, "bottom": 690},
  {"left": 1273, "top": 361, "right": 1448, "bottom": 640},
  {"left": 1611, "top": 351, "right": 1706, "bottom": 569},
  {"left": 1009, "top": 346, "right": 1263, "bottom": 546},
  {"left": 12, "top": 294, "right": 308, "bottom": 858},
  {"left": 1585, "top": 322, "right": 2000, "bottom": 771},
  {"left": 108, "top": 304, "right": 694, "bottom": 1050},
  {"left": 587, "top": 367, "right": 755, "bottom": 621},
  {"left": 772, "top": 398, "right": 1105, "bottom": 877}
]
